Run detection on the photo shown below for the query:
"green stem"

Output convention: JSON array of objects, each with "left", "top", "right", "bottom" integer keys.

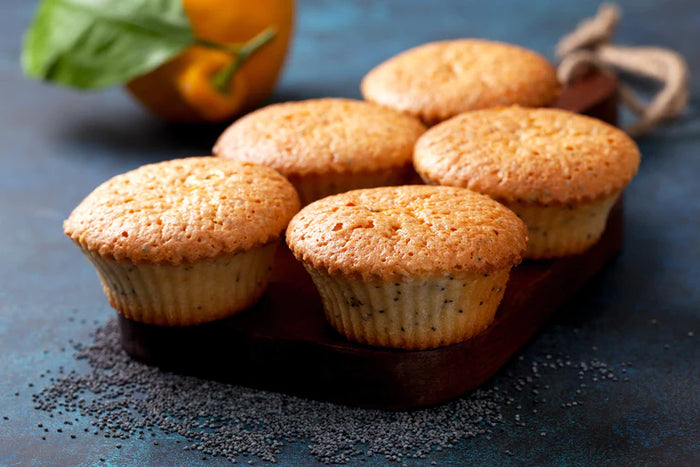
[
  {"left": 196, "top": 26, "right": 277, "bottom": 94},
  {"left": 193, "top": 37, "right": 243, "bottom": 54}
]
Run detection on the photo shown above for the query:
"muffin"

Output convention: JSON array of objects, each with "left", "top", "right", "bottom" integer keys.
[
  {"left": 286, "top": 185, "right": 528, "bottom": 350},
  {"left": 213, "top": 98, "right": 426, "bottom": 205},
  {"left": 63, "top": 157, "right": 300, "bottom": 326},
  {"left": 414, "top": 106, "right": 641, "bottom": 259},
  {"left": 361, "top": 39, "right": 560, "bottom": 126}
]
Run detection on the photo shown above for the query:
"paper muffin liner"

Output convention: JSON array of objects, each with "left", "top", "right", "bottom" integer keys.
[
  {"left": 82, "top": 243, "right": 278, "bottom": 326},
  {"left": 287, "top": 167, "right": 411, "bottom": 205},
  {"left": 305, "top": 268, "right": 511, "bottom": 350},
  {"left": 507, "top": 194, "right": 619, "bottom": 259}
]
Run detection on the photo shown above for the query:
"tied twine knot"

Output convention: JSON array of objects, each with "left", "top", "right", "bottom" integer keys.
[{"left": 556, "top": 3, "right": 690, "bottom": 137}]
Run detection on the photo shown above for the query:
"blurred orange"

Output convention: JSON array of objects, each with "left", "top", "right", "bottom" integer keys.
[{"left": 127, "top": 0, "right": 294, "bottom": 122}]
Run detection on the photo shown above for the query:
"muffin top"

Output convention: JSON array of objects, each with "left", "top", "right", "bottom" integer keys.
[
  {"left": 414, "top": 106, "right": 641, "bottom": 205},
  {"left": 64, "top": 157, "right": 300, "bottom": 265},
  {"left": 286, "top": 185, "right": 527, "bottom": 281},
  {"left": 213, "top": 98, "right": 426, "bottom": 176},
  {"left": 361, "top": 39, "right": 560, "bottom": 125}
]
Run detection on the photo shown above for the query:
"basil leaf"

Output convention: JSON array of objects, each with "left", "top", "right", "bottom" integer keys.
[{"left": 22, "top": 0, "right": 195, "bottom": 89}]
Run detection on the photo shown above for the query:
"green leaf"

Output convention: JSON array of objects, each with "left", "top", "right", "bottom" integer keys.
[{"left": 22, "top": 0, "right": 195, "bottom": 89}]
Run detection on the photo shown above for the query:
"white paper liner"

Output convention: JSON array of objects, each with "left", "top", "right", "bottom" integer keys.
[
  {"left": 288, "top": 168, "right": 410, "bottom": 205},
  {"left": 82, "top": 243, "right": 277, "bottom": 326},
  {"left": 508, "top": 194, "right": 619, "bottom": 259},
  {"left": 306, "top": 268, "right": 511, "bottom": 350}
]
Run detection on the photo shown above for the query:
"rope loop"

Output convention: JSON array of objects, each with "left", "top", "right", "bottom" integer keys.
[{"left": 556, "top": 3, "right": 689, "bottom": 137}]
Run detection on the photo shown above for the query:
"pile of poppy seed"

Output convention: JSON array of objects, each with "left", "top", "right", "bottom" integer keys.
[{"left": 30, "top": 318, "right": 625, "bottom": 464}]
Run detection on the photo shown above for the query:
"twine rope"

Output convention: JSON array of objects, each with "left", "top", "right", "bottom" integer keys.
[{"left": 556, "top": 3, "right": 689, "bottom": 137}]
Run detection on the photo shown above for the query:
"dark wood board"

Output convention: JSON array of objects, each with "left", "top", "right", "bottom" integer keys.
[{"left": 119, "top": 73, "right": 622, "bottom": 409}]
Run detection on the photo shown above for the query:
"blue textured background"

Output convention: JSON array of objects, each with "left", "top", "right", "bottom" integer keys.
[{"left": 1, "top": 0, "right": 698, "bottom": 465}]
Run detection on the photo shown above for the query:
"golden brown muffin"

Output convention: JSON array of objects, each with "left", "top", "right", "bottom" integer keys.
[
  {"left": 213, "top": 98, "right": 426, "bottom": 204},
  {"left": 64, "top": 157, "right": 300, "bottom": 326},
  {"left": 361, "top": 39, "right": 560, "bottom": 125},
  {"left": 286, "top": 185, "right": 528, "bottom": 350},
  {"left": 414, "top": 106, "right": 641, "bottom": 258}
]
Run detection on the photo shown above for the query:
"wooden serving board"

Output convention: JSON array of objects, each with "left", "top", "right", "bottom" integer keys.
[{"left": 119, "top": 73, "right": 621, "bottom": 409}]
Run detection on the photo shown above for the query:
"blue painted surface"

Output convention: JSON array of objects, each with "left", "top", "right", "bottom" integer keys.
[{"left": 1, "top": 0, "right": 698, "bottom": 465}]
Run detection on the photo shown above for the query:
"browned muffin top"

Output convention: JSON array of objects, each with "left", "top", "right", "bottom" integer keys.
[
  {"left": 361, "top": 39, "right": 560, "bottom": 125},
  {"left": 414, "top": 106, "right": 641, "bottom": 204},
  {"left": 64, "top": 157, "right": 300, "bottom": 265},
  {"left": 213, "top": 98, "right": 426, "bottom": 176},
  {"left": 286, "top": 185, "right": 527, "bottom": 281}
]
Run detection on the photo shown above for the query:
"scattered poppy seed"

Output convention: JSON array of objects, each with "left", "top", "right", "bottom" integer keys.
[{"left": 30, "top": 318, "right": 623, "bottom": 464}]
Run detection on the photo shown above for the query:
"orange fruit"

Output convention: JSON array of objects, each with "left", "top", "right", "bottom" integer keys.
[{"left": 127, "top": 0, "right": 294, "bottom": 122}]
